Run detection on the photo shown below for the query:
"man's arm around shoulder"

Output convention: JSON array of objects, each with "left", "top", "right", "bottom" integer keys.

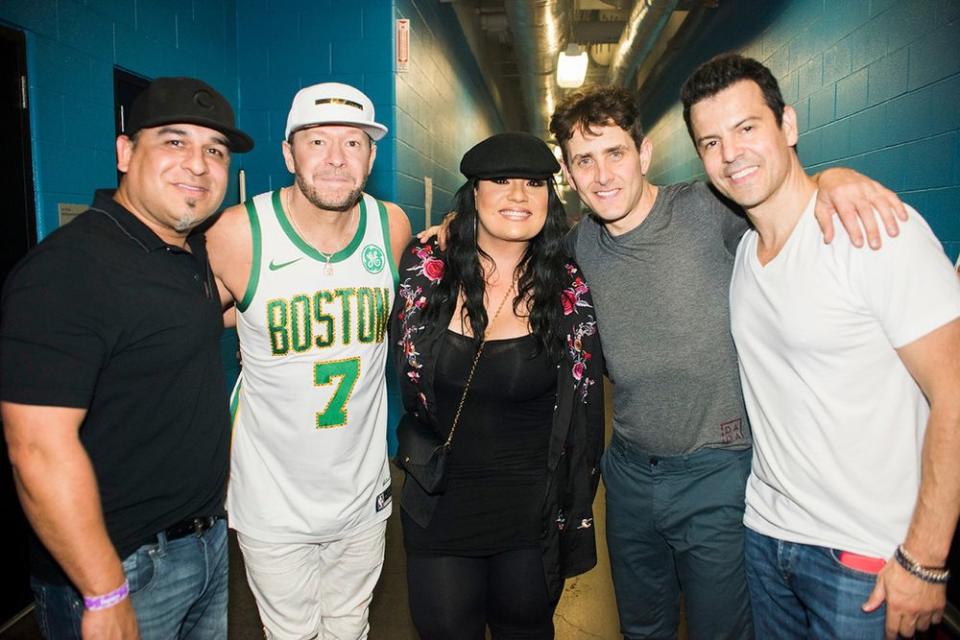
[
  {"left": 3, "top": 402, "right": 140, "bottom": 639},
  {"left": 812, "top": 168, "right": 908, "bottom": 249}
]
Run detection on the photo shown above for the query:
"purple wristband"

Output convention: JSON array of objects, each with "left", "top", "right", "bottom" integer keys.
[{"left": 83, "top": 580, "right": 129, "bottom": 611}]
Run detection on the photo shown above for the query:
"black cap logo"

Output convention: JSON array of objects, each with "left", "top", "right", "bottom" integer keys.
[{"left": 194, "top": 90, "right": 215, "bottom": 110}]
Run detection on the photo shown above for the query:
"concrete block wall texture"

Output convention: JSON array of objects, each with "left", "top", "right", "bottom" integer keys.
[
  {"left": 385, "top": 0, "right": 504, "bottom": 454},
  {"left": 1, "top": 0, "right": 241, "bottom": 240},
  {"left": 233, "top": 0, "right": 503, "bottom": 228},
  {"left": 640, "top": 0, "right": 960, "bottom": 261},
  {"left": 234, "top": 0, "right": 397, "bottom": 202},
  {"left": 2, "top": 0, "right": 504, "bottom": 238},
  {"left": 393, "top": 0, "right": 505, "bottom": 232}
]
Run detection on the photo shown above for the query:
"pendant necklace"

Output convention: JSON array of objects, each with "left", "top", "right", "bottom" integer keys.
[
  {"left": 286, "top": 188, "right": 339, "bottom": 276},
  {"left": 318, "top": 251, "right": 334, "bottom": 275}
]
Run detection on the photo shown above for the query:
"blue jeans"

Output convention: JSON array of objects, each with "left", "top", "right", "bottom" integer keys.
[
  {"left": 602, "top": 435, "right": 753, "bottom": 640},
  {"left": 744, "top": 529, "right": 885, "bottom": 639},
  {"left": 31, "top": 518, "right": 228, "bottom": 639}
]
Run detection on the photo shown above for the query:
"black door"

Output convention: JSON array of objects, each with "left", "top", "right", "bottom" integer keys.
[
  {"left": 0, "top": 23, "right": 39, "bottom": 627},
  {"left": 113, "top": 68, "right": 150, "bottom": 185}
]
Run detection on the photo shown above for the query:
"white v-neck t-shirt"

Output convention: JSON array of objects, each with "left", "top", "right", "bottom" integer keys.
[{"left": 730, "top": 193, "right": 960, "bottom": 557}]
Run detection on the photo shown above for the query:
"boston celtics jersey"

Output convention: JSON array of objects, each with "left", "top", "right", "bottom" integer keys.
[{"left": 228, "top": 189, "right": 397, "bottom": 542}]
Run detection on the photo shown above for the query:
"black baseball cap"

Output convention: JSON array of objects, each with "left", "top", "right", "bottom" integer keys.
[
  {"left": 460, "top": 132, "right": 559, "bottom": 180},
  {"left": 125, "top": 77, "right": 254, "bottom": 153}
]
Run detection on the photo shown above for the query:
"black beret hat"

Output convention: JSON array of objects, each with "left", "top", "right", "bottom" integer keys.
[
  {"left": 460, "top": 132, "right": 560, "bottom": 180},
  {"left": 126, "top": 77, "right": 254, "bottom": 153}
]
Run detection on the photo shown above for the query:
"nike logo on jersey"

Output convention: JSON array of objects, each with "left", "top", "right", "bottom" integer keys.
[
  {"left": 376, "top": 486, "right": 392, "bottom": 512},
  {"left": 268, "top": 257, "right": 303, "bottom": 271}
]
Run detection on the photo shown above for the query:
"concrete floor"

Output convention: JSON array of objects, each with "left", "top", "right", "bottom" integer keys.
[
  {"left": 0, "top": 476, "right": 628, "bottom": 640},
  {"left": 1, "top": 384, "right": 688, "bottom": 639},
  {"left": 360, "top": 469, "right": 625, "bottom": 640}
]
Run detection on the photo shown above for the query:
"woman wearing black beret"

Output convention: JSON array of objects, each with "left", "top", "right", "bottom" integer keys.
[{"left": 390, "top": 132, "right": 606, "bottom": 638}]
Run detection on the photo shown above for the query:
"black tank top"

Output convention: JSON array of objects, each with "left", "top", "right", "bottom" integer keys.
[{"left": 403, "top": 330, "right": 557, "bottom": 556}]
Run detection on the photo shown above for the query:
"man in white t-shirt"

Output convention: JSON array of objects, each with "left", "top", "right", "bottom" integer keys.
[{"left": 681, "top": 53, "right": 960, "bottom": 639}]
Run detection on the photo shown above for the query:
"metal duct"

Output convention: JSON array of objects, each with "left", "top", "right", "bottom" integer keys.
[
  {"left": 606, "top": 0, "right": 681, "bottom": 86},
  {"left": 504, "top": 0, "right": 571, "bottom": 139}
]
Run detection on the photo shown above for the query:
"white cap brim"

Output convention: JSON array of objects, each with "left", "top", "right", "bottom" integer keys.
[{"left": 287, "top": 119, "right": 388, "bottom": 141}]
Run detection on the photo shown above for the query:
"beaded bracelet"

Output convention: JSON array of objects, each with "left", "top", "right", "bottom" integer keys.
[
  {"left": 895, "top": 545, "right": 950, "bottom": 585},
  {"left": 83, "top": 580, "right": 130, "bottom": 611}
]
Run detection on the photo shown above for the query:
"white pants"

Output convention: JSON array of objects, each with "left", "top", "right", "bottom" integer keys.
[{"left": 237, "top": 520, "right": 388, "bottom": 640}]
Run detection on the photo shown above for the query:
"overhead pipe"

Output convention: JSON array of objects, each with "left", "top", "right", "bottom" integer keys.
[
  {"left": 606, "top": 0, "right": 682, "bottom": 86},
  {"left": 504, "top": 0, "right": 571, "bottom": 139}
]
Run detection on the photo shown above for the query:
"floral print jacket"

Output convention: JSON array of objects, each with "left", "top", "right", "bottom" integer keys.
[{"left": 389, "top": 238, "right": 606, "bottom": 600}]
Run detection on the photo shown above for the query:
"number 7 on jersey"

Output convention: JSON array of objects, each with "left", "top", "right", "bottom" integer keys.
[{"left": 314, "top": 357, "right": 360, "bottom": 429}]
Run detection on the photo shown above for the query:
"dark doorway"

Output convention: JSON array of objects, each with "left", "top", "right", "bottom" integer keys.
[
  {"left": 113, "top": 68, "right": 150, "bottom": 185},
  {"left": 0, "top": 23, "right": 38, "bottom": 629}
]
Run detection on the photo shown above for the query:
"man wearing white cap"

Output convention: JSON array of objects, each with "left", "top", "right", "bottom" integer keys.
[{"left": 207, "top": 82, "right": 410, "bottom": 639}]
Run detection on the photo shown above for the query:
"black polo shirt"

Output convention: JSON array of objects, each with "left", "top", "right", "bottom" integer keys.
[{"left": 0, "top": 190, "right": 230, "bottom": 583}]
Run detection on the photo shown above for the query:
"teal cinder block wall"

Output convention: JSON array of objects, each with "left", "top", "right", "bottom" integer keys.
[
  {"left": 388, "top": 0, "right": 504, "bottom": 453},
  {"left": 640, "top": 0, "right": 960, "bottom": 261},
  {"left": 8, "top": 1, "right": 956, "bottom": 254},
  {"left": 233, "top": 0, "right": 503, "bottom": 226},
  {"left": 1, "top": 0, "right": 246, "bottom": 390},
  {"left": 233, "top": 0, "right": 397, "bottom": 202},
  {"left": 1, "top": 0, "right": 242, "bottom": 240},
  {"left": 394, "top": 0, "right": 505, "bottom": 232}
]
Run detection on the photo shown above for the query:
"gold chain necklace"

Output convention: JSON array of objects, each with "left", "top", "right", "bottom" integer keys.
[
  {"left": 285, "top": 187, "right": 352, "bottom": 276},
  {"left": 446, "top": 281, "right": 515, "bottom": 447}
]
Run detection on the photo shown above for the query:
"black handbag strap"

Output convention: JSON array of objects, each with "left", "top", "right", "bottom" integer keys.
[{"left": 444, "top": 281, "right": 515, "bottom": 449}]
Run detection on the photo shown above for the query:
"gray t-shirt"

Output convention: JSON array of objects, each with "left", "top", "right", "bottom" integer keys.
[{"left": 569, "top": 181, "right": 751, "bottom": 454}]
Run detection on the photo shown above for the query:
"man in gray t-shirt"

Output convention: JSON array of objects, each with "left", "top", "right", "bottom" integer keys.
[
  {"left": 550, "top": 85, "right": 904, "bottom": 640},
  {"left": 569, "top": 181, "right": 748, "bottom": 455}
]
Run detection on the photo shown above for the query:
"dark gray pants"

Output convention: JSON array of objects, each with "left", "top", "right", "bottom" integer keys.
[{"left": 602, "top": 435, "right": 754, "bottom": 640}]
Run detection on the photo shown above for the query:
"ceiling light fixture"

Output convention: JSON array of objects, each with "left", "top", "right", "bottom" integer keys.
[{"left": 557, "top": 43, "right": 588, "bottom": 88}]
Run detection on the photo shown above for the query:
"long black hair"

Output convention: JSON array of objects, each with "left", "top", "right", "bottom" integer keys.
[{"left": 424, "top": 177, "right": 571, "bottom": 360}]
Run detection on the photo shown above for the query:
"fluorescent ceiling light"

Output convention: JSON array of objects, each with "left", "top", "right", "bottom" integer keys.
[{"left": 557, "top": 44, "right": 588, "bottom": 88}]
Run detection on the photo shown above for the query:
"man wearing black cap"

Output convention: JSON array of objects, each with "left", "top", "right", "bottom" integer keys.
[{"left": 1, "top": 76, "right": 252, "bottom": 639}]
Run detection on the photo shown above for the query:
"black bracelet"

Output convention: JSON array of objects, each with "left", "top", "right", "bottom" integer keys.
[{"left": 895, "top": 545, "right": 950, "bottom": 584}]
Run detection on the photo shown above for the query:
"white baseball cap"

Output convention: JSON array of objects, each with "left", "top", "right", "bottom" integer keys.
[{"left": 284, "top": 82, "right": 388, "bottom": 141}]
